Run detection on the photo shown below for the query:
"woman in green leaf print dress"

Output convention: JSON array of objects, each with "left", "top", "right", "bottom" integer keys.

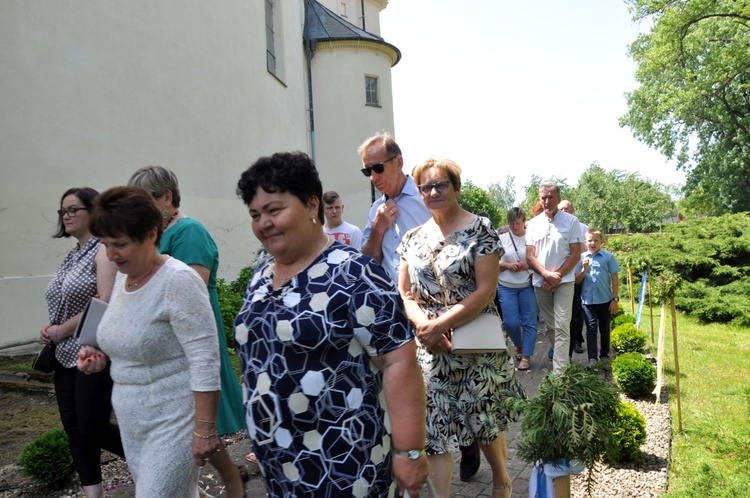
[
  {"left": 397, "top": 158, "right": 525, "bottom": 498},
  {"left": 129, "top": 166, "right": 247, "bottom": 498}
]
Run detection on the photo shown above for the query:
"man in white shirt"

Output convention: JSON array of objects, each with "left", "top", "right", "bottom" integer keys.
[
  {"left": 526, "top": 184, "right": 583, "bottom": 374},
  {"left": 322, "top": 191, "right": 363, "bottom": 249}
]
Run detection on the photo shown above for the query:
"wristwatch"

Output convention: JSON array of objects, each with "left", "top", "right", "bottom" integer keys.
[
  {"left": 612, "top": 297, "right": 620, "bottom": 302},
  {"left": 395, "top": 449, "right": 426, "bottom": 460}
]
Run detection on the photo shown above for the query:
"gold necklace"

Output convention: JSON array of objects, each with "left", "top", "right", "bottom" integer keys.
[
  {"left": 126, "top": 262, "right": 157, "bottom": 290},
  {"left": 272, "top": 236, "right": 333, "bottom": 284}
]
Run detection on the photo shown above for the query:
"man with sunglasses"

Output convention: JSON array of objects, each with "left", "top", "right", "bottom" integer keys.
[
  {"left": 357, "top": 132, "right": 430, "bottom": 283},
  {"left": 357, "top": 133, "right": 482, "bottom": 482}
]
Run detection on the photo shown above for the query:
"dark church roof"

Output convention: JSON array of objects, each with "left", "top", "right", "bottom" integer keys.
[{"left": 304, "top": 0, "right": 401, "bottom": 64}]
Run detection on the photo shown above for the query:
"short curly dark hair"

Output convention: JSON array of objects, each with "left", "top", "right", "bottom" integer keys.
[
  {"left": 236, "top": 152, "right": 324, "bottom": 223},
  {"left": 89, "top": 186, "right": 163, "bottom": 246}
]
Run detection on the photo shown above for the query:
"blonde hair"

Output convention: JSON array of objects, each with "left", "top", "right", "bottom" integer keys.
[
  {"left": 586, "top": 228, "right": 603, "bottom": 240},
  {"left": 412, "top": 157, "right": 462, "bottom": 190}
]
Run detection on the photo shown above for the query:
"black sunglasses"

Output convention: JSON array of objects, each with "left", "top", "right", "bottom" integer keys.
[{"left": 361, "top": 156, "right": 397, "bottom": 177}]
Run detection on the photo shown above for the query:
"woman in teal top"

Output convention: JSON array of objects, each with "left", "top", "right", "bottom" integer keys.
[{"left": 129, "top": 166, "right": 247, "bottom": 498}]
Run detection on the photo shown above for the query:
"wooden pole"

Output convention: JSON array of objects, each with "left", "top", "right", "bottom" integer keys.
[
  {"left": 670, "top": 296, "right": 683, "bottom": 433},
  {"left": 648, "top": 267, "right": 655, "bottom": 342},
  {"left": 553, "top": 475, "right": 571, "bottom": 498},
  {"left": 627, "top": 263, "right": 635, "bottom": 314}
]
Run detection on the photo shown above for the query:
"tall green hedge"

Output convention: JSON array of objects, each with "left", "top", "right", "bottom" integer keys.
[{"left": 608, "top": 213, "right": 750, "bottom": 326}]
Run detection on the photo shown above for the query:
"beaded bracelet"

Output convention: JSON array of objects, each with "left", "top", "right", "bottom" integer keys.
[{"left": 193, "top": 431, "right": 218, "bottom": 439}]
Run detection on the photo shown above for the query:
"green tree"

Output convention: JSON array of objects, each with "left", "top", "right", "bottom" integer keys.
[
  {"left": 458, "top": 180, "right": 503, "bottom": 227},
  {"left": 571, "top": 163, "right": 675, "bottom": 233},
  {"left": 621, "top": 0, "right": 750, "bottom": 214},
  {"left": 487, "top": 176, "right": 516, "bottom": 213}
]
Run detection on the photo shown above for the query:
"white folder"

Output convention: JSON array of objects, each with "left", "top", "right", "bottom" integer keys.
[{"left": 73, "top": 298, "right": 108, "bottom": 348}]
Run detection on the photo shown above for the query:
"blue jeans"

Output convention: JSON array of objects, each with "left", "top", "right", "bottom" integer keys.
[
  {"left": 583, "top": 302, "right": 612, "bottom": 360},
  {"left": 497, "top": 283, "right": 538, "bottom": 357}
]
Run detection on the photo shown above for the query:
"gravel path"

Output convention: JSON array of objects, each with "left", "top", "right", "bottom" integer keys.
[{"left": 570, "top": 388, "right": 670, "bottom": 497}]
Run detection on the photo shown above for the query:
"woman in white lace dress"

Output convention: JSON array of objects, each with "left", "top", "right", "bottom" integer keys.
[{"left": 78, "top": 186, "right": 222, "bottom": 497}]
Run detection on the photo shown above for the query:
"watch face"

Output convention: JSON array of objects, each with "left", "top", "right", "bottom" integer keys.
[{"left": 396, "top": 449, "right": 425, "bottom": 460}]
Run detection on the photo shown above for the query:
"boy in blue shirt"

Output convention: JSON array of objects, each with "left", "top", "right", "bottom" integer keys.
[{"left": 574, "top": 229, "right": 620, "bottom": 369}]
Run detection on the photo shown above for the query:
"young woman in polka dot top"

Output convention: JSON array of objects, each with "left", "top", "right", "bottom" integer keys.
[{"left": 40, "top": 187, "right": 124, "bottom": 498}]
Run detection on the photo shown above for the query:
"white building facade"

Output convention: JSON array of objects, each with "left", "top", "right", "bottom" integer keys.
[{"left": 0, "top": 0, "right": 399, "bottom": 347}]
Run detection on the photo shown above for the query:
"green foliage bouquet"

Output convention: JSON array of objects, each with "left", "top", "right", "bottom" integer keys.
[{"left": 505, "top": 364, "right": 620, "bottom": 492}]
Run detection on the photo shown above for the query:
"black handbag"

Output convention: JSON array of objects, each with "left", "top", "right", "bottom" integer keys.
[{"left": 32, "top": 344, "right": 57, "bottom": 373}]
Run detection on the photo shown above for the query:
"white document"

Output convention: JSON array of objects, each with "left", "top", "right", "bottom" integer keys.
[{"left": 73, "top": 297, "right": 107, "bottom": 348}]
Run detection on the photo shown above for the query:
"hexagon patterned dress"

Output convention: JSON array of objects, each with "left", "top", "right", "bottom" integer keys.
[{"left": 235, "top": 242, "right": 414, "bottom": 498}]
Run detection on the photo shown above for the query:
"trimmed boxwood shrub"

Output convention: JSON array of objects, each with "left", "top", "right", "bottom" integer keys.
[
  {"left": 606, "top": 401, "right": 647, "bottom": 463},
  {"left": 18, "top": 429, "right": 74, "bottom": 489},
  {"left": 611, "top": 323, "right": 648, "bottom": 355},
  {"left": 612, "top": 353, "right": 657, "bottom": 398},
  {"left": 613, "top": 313, "right": 636, "bottom": 328}
]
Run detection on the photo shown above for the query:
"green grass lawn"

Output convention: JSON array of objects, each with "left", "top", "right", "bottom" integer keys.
[{"left": 637, "top": 305, "right": 750, "bottom": 497}]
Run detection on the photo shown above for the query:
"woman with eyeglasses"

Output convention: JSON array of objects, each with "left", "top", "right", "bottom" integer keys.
[
  {"left": 497, "top": 207, "right": 538, "bottom": 371},
  {"left": 40, "top": 187, "right": 124, "bottom": 498},
  {"left": 397, "top": 158, "right": 524, "bottom": 498}
]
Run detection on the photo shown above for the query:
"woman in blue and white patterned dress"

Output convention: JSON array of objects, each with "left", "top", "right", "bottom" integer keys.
[{"left": 234, "top": 152, "right": 429, "bottom": 498}]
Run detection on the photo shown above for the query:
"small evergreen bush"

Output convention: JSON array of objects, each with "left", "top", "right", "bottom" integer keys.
[
  {"left": 606, "top": 401, "right": 647, "bottom": 463},
  {"left": 18, "top": 429, "right": 74, "bottom": 489},
  {"left": 612, "top": 353, "right": 657, "bottom": 398},
  {"left": 611, "top": 323, "right": 648, "bottom": 354},
  {"left": 613, "top": 313, "right": 636, "bottom": 328}
]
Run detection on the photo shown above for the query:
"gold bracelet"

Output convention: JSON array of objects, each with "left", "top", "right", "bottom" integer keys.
[
  {"left": 193, "top": 431, "right": 217, "bottom": 439},
  {"left": 195, "top": 418, "right": 216, "bottom": 424}
]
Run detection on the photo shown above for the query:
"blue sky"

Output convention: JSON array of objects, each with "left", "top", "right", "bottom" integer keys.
[{"left": 380, "top": 0, "right": 685, "bottom": 201}]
